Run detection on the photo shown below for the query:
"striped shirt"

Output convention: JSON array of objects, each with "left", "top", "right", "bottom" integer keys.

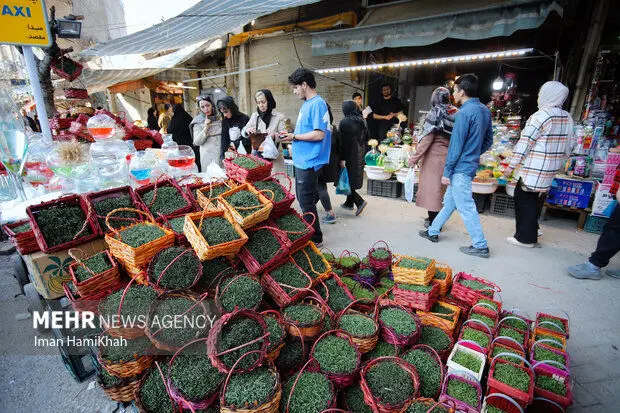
[{"left": 508, "top": 108, "right": 573, "bottom": 192}]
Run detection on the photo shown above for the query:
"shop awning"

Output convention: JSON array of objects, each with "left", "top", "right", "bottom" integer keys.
[
  {"left": 81, "top": 0, "right": 321, "bottom": 57},
  {"left": 311, "top": 0, "right": 563, "bottom": 56}
]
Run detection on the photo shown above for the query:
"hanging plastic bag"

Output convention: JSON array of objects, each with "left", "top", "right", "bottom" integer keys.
[
  {"left": 405, "top": 167, "right": 415, "bottom": 203},
  {"left": 336, "top": 168, "right": 351, "bottom": 196},
  {"left": 259, "top": 136, "right": 279, "bottom": 159},
  {"left": 237, "top": 142, "right": 248, "bottom": 155}
]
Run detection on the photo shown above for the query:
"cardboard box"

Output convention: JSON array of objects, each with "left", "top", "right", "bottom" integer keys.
[
  {"left": 592, "top": 184, "right": 616, "bottom": 218},
  {"left": 22, "top": 238, "right": 108, "bottom": 299}
]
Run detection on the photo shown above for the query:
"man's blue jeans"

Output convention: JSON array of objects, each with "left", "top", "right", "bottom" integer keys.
[{"left": 428, "top": 173, "right": 488, "bottom": 249}]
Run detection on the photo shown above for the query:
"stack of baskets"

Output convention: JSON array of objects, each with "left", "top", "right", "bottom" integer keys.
[{"left": 392, "top": 254, "right": 439, "bottom": 312}]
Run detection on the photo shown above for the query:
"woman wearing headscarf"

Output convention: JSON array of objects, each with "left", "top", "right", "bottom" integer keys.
[
  {"left": 217, "top": 96, "right": 250, "bottom": 159},
  {"left": 167, "top": 103, "right": 200, "bottom": 170},
  {"left": 241, "top": 89, "right": 288, "bottom": 158},
  {"left": 504, "top": 81, "right": 573, "bottom": 248},
  {"left": 408, "top": 87, "right": 457, "bottom": 227},
  {"left": 338, "top": 100, "right": 369, "bottom": 215},
  {"left": 158, "top": 104, "right": 172, "bottom": 134},
  {"left": 146, "top": 107, "right": 159, "bottom": 130},
  {"left": 191, "top": 96, "right": 221, "bottom": 170}
]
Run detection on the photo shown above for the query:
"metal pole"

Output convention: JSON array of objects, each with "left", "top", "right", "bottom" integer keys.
[{"left": 22, "top": 46, "right": 52, "bottom": 141}]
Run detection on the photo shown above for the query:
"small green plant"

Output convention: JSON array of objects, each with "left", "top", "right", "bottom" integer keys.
[
  {"left": 139, "top": 363, "right": 175, "bottom": 413},
  {"left": 99, "top": 369, "right": 122, "bottom": 388},
  {"left": 196, "top": 256, "right": 233, "bottom": 290},
  {"left": 458, "top": 278, "right": 491, "bottom": 292},
  {"left": 537, "top": 316, "right": 566, "bottom": 334},
  {"left": 119, "top": 223, "right": 166, "bottom": 248},
  {"left": 446, "top": 378, "right": 479, "bottom": 408},
  {"left": 219, "top": 317, "right": 265, "bottom": 370},
  {"left": 263, "top": 315, "right": 285, "bottom": 353},
  {"left": 476, "top": 298, "right": 499, "bottom": 311},
  {"left": 284, "top": 304, "right": 322, "bottom": 327},
  {"left": 293, "top": 246, "right": 328, "bottom": 277},
  {"left": 224, "top": 190, "right": 262, "bottom": 218},
  {"left": 244, "top": 228, "right": 282, "bottom": 265},
  {"left": 469, "top": 313, "right": 496, "bottom": 328},
  {"left": 142, "top": 186, "right": 189, "bottom": 216},
  {"left": 452, "top": 349, "right": 482, "bottom": 372},
  {"left": 534, "top": 332, "right": 564, "bottom": 349},
  {"left": 341, "top": 277, "right": 375, "bottom": 300},
  {"left": 398, "top": 257, "right": 430, "bottom": 270},
  {"left": 198, "top": 216, "right": 240, "bottom": 246},
  {"left": 274, "top": 213, "right": 308, "bottom": 242},
  {"left": 485, "top": 406, "right": 506, "bottom": 413},
  {"left": 317, "top": 277, "right": 353, "bottom": 312},
  {"left": 11, "top": 222, "right": 31, "bottom": 234},
  {"left": 200, "top": 183, "right": 231, "bottom": 199},
  {"left": 232, "top": 156, "right": 263, "bottom": 169},
  {"left": 73, "top": 252, "right": 112, "bottom": 282},
  {"left": 270, "top": 261, "right": 311, "bottom": 296},
  {"left": 498, "top": 327, "right": 525, "bottom": 344},
  {"left": 418, "top": 326, "right": 451, "bottom": 351},
  {"left": 366, "top": 361, "right": 414, "bottom": 405},
  {"left": 149, "top": 246, "right": 201, "bottom": 289},
  {"left": 100, "top": 285, "right": 158, "bottom": 322},
  {"left": 167, "top": 216, "right": 186, "bottom": 234},
  {"left": 535, "top": 375, "right": 567, "bottom": 396},
  {"left": 339, "top": 256, "right": 360, "bottom": 268},
  {"left": 429, "top": 302, "right": 455, "bottom": 321},
  {"left": 323, "top": 251, "right": 335, "bottom": 262},
  {"left": 491, "top": 344, "right": 522, "bottom": 361},
  {"left": 313, "top": 334, "right": 358, "bottom": 374},
  {"left": 405, "top": 401, "right": 449, "bottom": 413},
  {"left": 219, "top": 275, "right": 262, "bottom": 312},
  {"left": 339, "top": 314, "right": 377, "bottom": 337},
  {"left": 401, "top": 349, "right": 441, "bottom": 398},
  {"left": 362, "top": 340, "right": 397, "bottom": 362},
  {"left": 533, "top": 345, "right": 566, "bottom": 366},
  {"left": 101, "top": 334, "right": 152, "bottom": 363},
  {"left": 370, "top": 248, "right": 390, "bottom": 260},
  {"left": 501, "top": 314, "right": 528, "bottom": 330},
  {"left": 224, "top": 367, "right": 277, "bottom": 407},
  {"left": 253, "top": 180, "right": 287, "bottom": 203},
  {"left": 434, "top": 268, "right": 448, "bottom": 280},
  {"left": 344, "top": 384, "right": 373, "bottom": 413},
  {"left": 379, "top": 307, "right": 417, "bottom": 336},
  {"left": 492, "top": 362, "right": 531, "bottom": 392},
  {"left": 397, "top": 283, "right": 433, "bottom": 293},
  {"left": 170, "top": 353, "right": 224, "bottom": 401},
  {"left": 150, "top": 296, "right": 206, "bottom": 347},
  {"left": 34, "top": 205, "right": 92, "bottom": 247},
  {"left": 461, "top": 327, "right": 489, "bottom": 349},
  {"left": 276, "top": 337, "right": 304, "bottom": 373},
  {"left": 357, "top": 268, "right": 375, "bottom": 279},
  {"left": 93, "top": 195, "right": 138, "bottom": 230},
  {"left": 282, "top": 372, "right": 332, "bottom": 413}
]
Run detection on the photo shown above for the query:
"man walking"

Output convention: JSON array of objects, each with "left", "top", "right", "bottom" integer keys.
[
  {"left": 282, "top": 68, "right": 331, "bottom": 245},
  {"left": 419, "top": 74, "right": 493, "bottom": 258}
]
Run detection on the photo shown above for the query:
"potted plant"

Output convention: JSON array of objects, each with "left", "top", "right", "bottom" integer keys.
[
  {"left": 367, "top": 240, "right": 392, "bottom": 271},
  {"left": 439, "top": 372, "right": 482, "bottom": 413},
  {"left": 2, "top": 219, "right": 39, "bottom": 254},
  {"left": 147, "top": 246, "right": 202, "bottom": 291},
  {"left": 533, "top": 363, "right": 573, "bottom": 410},
  {"left": 530, "top": 341, "right": 569, "bottom": 372},
  {"left": 309, "top": 330, "right": 361, "bottom": 388},
  {"left": 401, "top": 345, "right": 445, "bottom": 399},
  {"left": 489, "top": 340, "right": 526, "bottom": 366},
  {"left": 487, "top": 355, "right": 535, "bottom": 409},
  {"left": 360, "top": 357, "right": 420, "bottom": 413},
  {"left": 315, "top": 275, "right": 355, "bottom": 313},
  {"left": 216, "top": 274, "right": 263, "bottom": 313},
  {"left": 86, "top": 186, "right": 143, "bottom": 234},
  {"left": 458, "top": 321, "right": 492, "bottom": 355},
  {"left": 495, "top": 321, "right": 529, "bottom": 352}
]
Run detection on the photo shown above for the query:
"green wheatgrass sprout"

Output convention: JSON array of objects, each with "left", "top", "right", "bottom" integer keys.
[
  {"left": 100, "top": 285, "right": 158, "bottom": 320},
  {"left": 253, "top": 180, "right": 287, "bottom": 203},
  {"left": 461, "top": 327, "right": 490, "bottom": 349},
  {"left": 469, "top": 313, "right": 496, "bottom": 328},
  {"left": 225, "top": 190, "right": 262, "bottom": 218},
  {"left": 219, "top": 317, "right": 265, "bottom": 370},
  {"left": 149, "top": 247, "right": 201, "bottom": 289},
  {"left": 170, "top": 354, "right": 224, "bottom": 401},
  {"left": 293, "top": 246, "right": 328, "bottom": 277},
  {"left": 452, "top": 349, "right": 482, "bottom": 372},
  {"left": 397, "top": 283, "right": 433, "bottom": 293},
  {"left": 446, "top": 378, "right": 479, "bottom": 408},
  {"left": 142, "top": 186, "right": 189, "bottom": 216},
  {"left": 476, "top": 298, "right": 498, "bottom": 311},
  {"left": 276, "top": 337, "right": 305, "bottom": 373},
  {"left": 370, "top": 248, "right": 390, "bottom": 260},
  {"left": 405, "top": 401, "right": 449, "bottom": 413},
  {"left": 492, "top": 362, "right": 531, "bottom": 392},
  {"left": 537, "top": 316, "right": 566, "bottom": 334},
  {"left": 232, "top": 156, "right": 263, "bottom": 169},
  {"left": 313, "top": 335, "right": 358, "bottom": 374},
  {"left": 101, "top": 334, "right": 152, "bottom": 363},
  {"left": 533, "top": 345, "right": 566, "bottom": 366},
  {"left": 363, "top": 340, "right": 398, "bottom": 362},
  {"left": 317, "top": 278, "right": 353, "bottom": 313},
  {"left": 140, "top": 364, "right": 176, "bottom": 413},
  {"left": 430, "top": 302, "right": 455, "bottom": 321},
  {"left": 73, "top": 252, "right": 112, "bottom": 282},
  {"left": 434, "top": 268, "right": 448, "bottom": 280},
  {"left": 323, "top": 251, "right": 336, "bottom": 262},
  {"left": 11, "top": 222, "right": 31, "bottom": 234},
  {"left": 418, "top": 326, "right": 451, "bottom": 351},
  {"left": 339, "top": 314, "right": 377, "bottom": 337},
  {"left": 344, "top": 383, "right": 373, "bottom": 413},
  {"left": 401, "top": 349, "right": 441, "bottom": 398},
  {"left": 366, "top": 361, "right": 414, "bottom": 405},
  {"left": 271, "top": 261, "right": 311, "bottom": 296},
  {"left": 379, "top": 307, "right": 417, "bottom": 336},
  {"left": 357, "top": 268, "right": 375, "bottom": 279},
  {"left": 275, "top": 213, "right": 308, "bottom": 242},
  {"left": 34, "top": 205, "right": 92, "bottom": 247},
  {"left": 498, "top": 327, "right": 525, "bottom": 344},
  {"left": 119, "top": 223, "right": 166, "bottom": 248},
  {"left": 150, "top": 296, "right": 206, "bottom": 347},
  {"left": 93, "top": 195, "right": 137, "bottom": 230},
  {"left": 458, "top": 278, "right": 491, "bottom": 291},
  {"left": 362, "top": 256, "right": 370, "bottom": 265},
  {"left": 200, "top": 183, "right": 231, "bottom": 199},
  {"left": 197, "top": 256, "right": 234, "bottom": 290},
  {"left": 284, "top": 304, "right": 322, "bottom": 327},
  {"left": 245, "top": 228, "right": 283, "bottom": 265},
  {"left": 219, "top": 275, "right": 262, "bottom": 312},
  {"left": 224, "top": 367, "right": 277, "bottom": 407},
  {"left": 199, "top": 216, "right": 240, "bottom": 246},
  {"left": 264, "top": 315, "right": 285, "bottom": 352},
  {"left": 491, "top": 344, "right": 522, "bottom": 361},
  {"left": 339, "top": 256, "right": 360, "bottom": 269},
  {"left": 167, "top": 216, "right": 186, "bottom": 234},
  {"left": 501, "top": 315, "right": 528, "bottom": 330},
  {"left": 485, "top": 406, "right": 506, "bottom": 413},
  {"left": 99, "top": 369, "right": 122, "bottom": 388},
  {"left": 398, "top": 257, "right": 430, "bottom": 270},
  {"left": 282, "top": 372, "right": 332, "bottom": 413},
  {"left": 534, "top": 332, "right": 564, "bottom": 349},
  {"left": 535, "top": 375, "right": 567, "bottom": 396}
]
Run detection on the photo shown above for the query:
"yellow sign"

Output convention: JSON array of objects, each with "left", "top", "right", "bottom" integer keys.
[{"left": 0, "top": 0, "right": 50, "bottom": 47}]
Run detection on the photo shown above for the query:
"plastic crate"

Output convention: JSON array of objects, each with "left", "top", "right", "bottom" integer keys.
[
  {"left": 400, "top": 183, "right": 418, "bottom": 202},
  {"left": 490, "top": 192, "right": 516, "bottom": 217},
  {"left": 284, "top": 161, "right": 295, "bottom": 179},
  {"left": 584, "top": 215, "right": 608, "bottom": 234},
  {"left": 368, "top": 179, "right": 402, "bottom": 198}
]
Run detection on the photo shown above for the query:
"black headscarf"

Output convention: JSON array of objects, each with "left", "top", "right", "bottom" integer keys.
[
  {"left": 255, "top": 89, "right": 276, "bottom": 128},
  {"left": 342, "top": 100, "right": 362, "bottom": 119},
  {"left": 146, "top": 107, "right": 158, "bottom": 130}
]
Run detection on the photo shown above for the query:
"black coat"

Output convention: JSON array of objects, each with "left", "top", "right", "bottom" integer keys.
[
  {"left": 320, "top": 126, "right": 341, "bottom": 183},
  {"left": 168, "top": 107, "right": 200, "bottom": 169},
  {"left": 338, "top": 103, "right": 368, "bottom": 190}
]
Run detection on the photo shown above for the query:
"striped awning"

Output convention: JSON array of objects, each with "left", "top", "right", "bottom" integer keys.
[{"left": 81, "top": 0, "right": 321, "bottom": 57}]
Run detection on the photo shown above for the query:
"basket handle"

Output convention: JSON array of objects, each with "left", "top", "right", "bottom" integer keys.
[
  {"left": 68, "top": 248, "right": 97, "bottom": 278},
  {"left": 276, "top": 260, "right": 314, "bottom": 296},
  {"left": 491, "top": 336, "right": 525, "bottom": 352},
  {"left": 470, "top": 302, "right": 499, "bottom": 315},
  {"left": 206, "top": 266, "right": 237, "bottom": 290},
  {"left": 336, "top": 298, "right": 372, "bottom": 323},
  {"left": 285, "top": 358, "right": 315, "bottom": 413},
  {"left": 532, "top": 359, "right": 569, "bottom": 373},
  {"left": 215, "top": 331, "right": 270, "bottom": 358},
  {"left": 456, "top": 339, "right": 486, "bottom": 354},
  {"left": 221, "top": 350, "right": 268, "bottom": 401},
  {"left": 540, "top": 307, "right": 570, "bottom": 328},
  {"left": 426, "top": 399, "right": 456, "bottom": 413},
  {"left": 267, "top": 172, "right": 293, "bottom": 192},
  {"left": 295, "top": 248, "right": 324, "bottom": 279},
  {"left": 339, "top": 249, "right": 360, "bottom": 261},
  {"left": 72, "top": 201, "right": 94, "bottom": 241},
  {"left": 151, "top": 292, "right": 209, "bottom": 338},
  {"left": 532, "top": 338, "right": 567, "bottom": 351},
  {"left": 507, "top": 308, "right": 531, "bottom": 322},
  {"left": 276, "top": 211, "right": 315, "bottom": 237},
  {"left": 153, "top": 361, "right": 178, "bottom": 411},
  {"left": 155, "top": 248, "right": 195, "bottom": 286},
  {"left": 371, "top": 240, "right": 390, "bottom": 251},
  {"left": 106, "top": 208, "right": 153, "bottom": 237},
  {"left": 532, "top": 397, "right": 566, "bottom": 413},
  {"left": 461, "top": 319, "right": 493, "bottom": 337},
  {"left": 491, "top": 353, "right": 533, "bottom": 373},
  {"left": 484, "top": 393, "right": 524, "bottom": 413},
  {"left": 537, "top": 320, "right": 567, "bottom": 334},
  {"left": 498, "top": 315, "right": 529, "bottom": 332}
]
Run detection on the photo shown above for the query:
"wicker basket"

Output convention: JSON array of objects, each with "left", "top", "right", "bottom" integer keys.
[
  {"left": 196, "top": 180, "right": 237, "bottom": 210},
  {"left": 63, "top": 280, "right": 124, "bottom": 314},
  {"left": 64, "top": 88, "right": 89, "bottom": 99},
  {"left": 532, "top": 361, "right": 573, "bottom": 409},
  {"left": 309, "top": 330, "right": 361, "bottom": 388},
  {"left": 100, "top": 373, "right": 142, "bottom": 402},
  {"left": 68, "top": 249, "right": 121, "bottom": 297},
  {"left": 135, "top": 178, "right": 195, "bottom": 221},
  {"left": 135, "top": 363, "right": 182, "bottom": 413},
  {"left": 261, "top": 310, "right": 288, "bottom": 361},
  {"left": 184, "top": 209, "right": 249, "bottom": 261},
  {"left": 85, "top": 185, "right": 145, "bottom": 235},
  {"left": 376, "top": 303, "right": 421, "bottom": 347},
  {"left": 2, "top": 219, "right": 40, "bottom": 254},
  {"left": 283, "top": 297, "right": 328, "bottom": 341},
  {"left": 215, "top": 274, "right": 264, "bottom": 314},
  {"left": 391, "top": 254, "right": 436, "bottom": 285},
  {"left": 368, "top": 240, "right": 392, "bottom": 271},
  {"left": 451, "top": 272, "right": 500, "bottom": 305},
  {"left": 360, "top": 356, "right": 420, "bottom": 413},
  {"left": 257, "top": 173, "right": 295, "bottom": 218},
  {"left": 283, "top": 359, "right": 337, "bottom": 413},
  {"left": 417, "top": 301, "right": 461, "bottom": 335},
  {"left": 224, "top": 154, "right": 273, "bottom": 182},
  {"left": 146, "top": 290, "right": 209, "bottom": 352},
  {"left": 105, "top": 208, "right": 175, "bottom": 267},
  {"left": 98, "top": 332, "right": 155, "bottom": 379},
  {"left": 181, "top": 182, "right": 205, "bottom": 211},
  {"left": 439, "top": 372, "right": 483, "bottom": 413},
  {"left": 159, "top": 213, "right": 189, "bottom": 246},
  {"left": 237, "top": 225, "right": 292, "bottom": 274},
  {"left": 404, "top": 344, "right": 446, "bottom": 400},
  {"left": 26, "top": 194, "right": 100, "bottom": 253},
  {"left": 98, "top": 281, "right": 152, "bottom": 339},
  {"left": 51, "top": 55, "right": 83, "bottom": 81},
  {"left": 146, "top": 247, "right": 202, "bottom": 291},
  {"left": 218, "top": 183, "right": 274, "bottom": 229},
  {"left": 432, "top": 262, "right": 453, "bottom": 296},
  {"left": 290, "top": 242, "right": 333, "bottom": 284},
  {"left": 336, "top": 250, "right": 361, "bottom": 275},
  {"left": 261, "top": 257, "right": 313, "bottom": 308},
  {"left": 393, "top": 282, "right": 439, "bottom": 312},
  {"left": 336, "top": 303, "right": 379, "bottom": 353},
  {"left": 272, "top": 209, "right": 316, "bottom": 253},
  {"left": 458, "top": 319, "right": 493, "bottom": 355}
]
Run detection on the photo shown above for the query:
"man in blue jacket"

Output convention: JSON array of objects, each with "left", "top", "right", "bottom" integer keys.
[{"left": 419, "top": 74, "right": 493, "bottom": 258}]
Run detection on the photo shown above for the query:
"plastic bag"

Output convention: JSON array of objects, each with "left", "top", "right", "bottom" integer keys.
[
  {"left": 336, "top": 168, "right": 351, "bottom": 196},
  {"left": 237, "top": 143, "right": 248, "bottom": 155},
  {"left": 259, "top": 136, "right": 279, "bottom": 159},
  {"left": 404, "top": 167, "right": 416, "bottom": 203},
  {"left": 205, "top": 160, "right": 227, "bottom": 181}
]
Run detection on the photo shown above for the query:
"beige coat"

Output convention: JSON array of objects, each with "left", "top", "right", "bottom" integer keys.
[
  {"left": 409, "top": 133, "right": 450, "bottom": 212},
  {"left": 193, "top": 120, "right": 222, "bottom": 171},
  {"left": 241, "top": 110, "right": 288, "bottom": 137}
]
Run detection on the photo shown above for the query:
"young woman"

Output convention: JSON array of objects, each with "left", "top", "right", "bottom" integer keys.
[
  {"left": 241, "top": 89, "right": 288, "bottom": 158},
  {"left": 217, "top": 96, "right": 250, "bottom": 159},
  {"left": 190, "top": 96, "right": 221, "bottom": 170},
  {"left": 167, "top": 103, "right": 199, "bottom": 169}
]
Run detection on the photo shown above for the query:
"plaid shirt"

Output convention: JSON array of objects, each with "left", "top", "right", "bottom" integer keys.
[{"left": 508, "top": 108, "right": 573, "bottom": 192}]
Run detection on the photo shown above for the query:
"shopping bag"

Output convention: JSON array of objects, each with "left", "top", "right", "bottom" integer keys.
[
  {"left": 260, "top": 136, "right": 279, "bottom": 159},
  {"left": 336, "top": 168, "right": 351, "bottom": 196},
  {"left": 205, "top": 160, "right": 227, "bottom": 181},
  {"left": 404, "top": 168, "right": 415, "bottom": 203},
  {"left": 237, "top": 142, "right": 248, "bottom": 155}
]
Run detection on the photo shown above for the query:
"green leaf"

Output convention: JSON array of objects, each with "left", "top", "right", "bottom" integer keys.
[
  {"left": 62, "top": 257, "right": 74, "bottom": 268},
  {"left": 43, "top": 264, "right": 60, "bottom": 273},
  {"left": 49, "top": 256, "right": 62, "bottom": 266}
]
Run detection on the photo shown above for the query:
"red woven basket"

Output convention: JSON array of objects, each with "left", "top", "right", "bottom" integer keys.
[
  {"left": 51, "top": 55, "right": 83, "bottom": 81},
  {"left": 237, "top": 225, "right": 292, "bottom": 274},
  {"left": 483, "top": 393, "right": 526, "bottom": 413},
  {"left": 261, "top": 257, "right": 313, "bottom": 308},
  {"left": 135, "top": 363, "right": 182, "bottom": 413},
  {"left": 439, "top": 372, "right": 483, "bottom": 413},
  {"left": 271, "top": 210, "right": 315, "bottom": 253},
  {"left": 256, "top": 173, "right": 295, "bottom": 218},
  {"left": 63, "top": 280, "right": 124, "bottom": 314},
  {"left": 85, "top": 186, "right": 146, "bottom": 235},
  {"left": 309, "top": 329, "right": 361, "bottom": 388},
  {"left": 451, "top": 272, "right": 500, "bottom": 305},
  {"left": 3, "top": 219, "right": 40, "bottom": 254},
  {"left": 182, "top": 182, "right": 206, "bottom": 211},
  {"left": 360, "top": 356, "right": 420, "bottom": 413},
  {"left": 135, "top": 178, "right": 195, "bottom": 221},
  {"left": 26, "top": 194, "right": 100, "bottom": 253},
  {"left": 368, "top": 240, "right": 392, "bottom": 271},
  {"left": 215, "top": 273, "right": 264, "bottom": 314},
  {"left": 532, "top": 360, "right": 573, "bottom": 409},
  {"left": 376, "top": 302, "right": 421, "bottom": 348},
  {"left": 68, "top": 249, "right": 122, "bottom": 297},
  {"left": 404, "top": 344, "right": 446, "bottom": 400},
  {"left": 224, "top": 154, "right": 273, "bottom": 183},
  {"left": 393, "top": 282, "right": 439, "bottom": 312}
]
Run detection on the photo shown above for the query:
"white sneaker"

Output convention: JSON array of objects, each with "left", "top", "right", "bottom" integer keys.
[
  {"left": 506, "top": 237, "right": 535, "bottom": 248},
  {"left": 538, "top": 229, "right": 543, "bottom": 237}
]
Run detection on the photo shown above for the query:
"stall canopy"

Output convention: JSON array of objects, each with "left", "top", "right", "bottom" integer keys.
[
  {"left": 311, "top": 0, "right": 563, "bottom": 56},
  {"left": 81, "top": 0, "right": 321, "bottom": 57}
]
